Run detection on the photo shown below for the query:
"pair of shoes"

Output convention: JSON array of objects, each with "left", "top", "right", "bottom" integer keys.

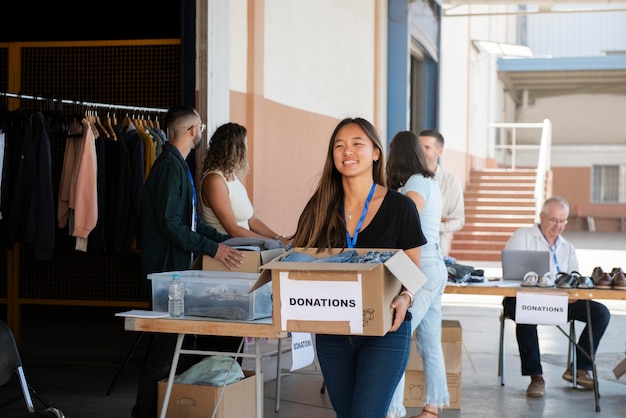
[
  {"left": 523, "top": 272, "right": 556, "bottom": 287},
  {"left": 526, "top": 375, "right": 545, "bottom": 397},
  {"left": 556, "top": 271, "right": 595, "bottom": 289},
  {"left": 562, "top": 365, "right": 595, "bottom": 390},
  {"left": 570, "top": 271, "right": 596, "bottom": 289},
  {"left": 595, "top": 267, "right": 626, "bottom": 290}
]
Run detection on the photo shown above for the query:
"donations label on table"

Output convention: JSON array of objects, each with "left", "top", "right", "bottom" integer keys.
[
  {"left": 290, "top": 332, "right": 315, "bottom": 371},
  {"left": 278, "top": 272, "right": 363, "bottom": 333},
  {"left": 515, "top": 291, "right": 569, "bottom": 325}
]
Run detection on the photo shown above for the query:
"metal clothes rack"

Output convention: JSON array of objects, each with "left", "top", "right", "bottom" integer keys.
[
  {"left": 0, "top": 91, "right": 168, "bottom": 113},
  {"left": 2, "top": 89, "right": 163, "bottom": 345}
]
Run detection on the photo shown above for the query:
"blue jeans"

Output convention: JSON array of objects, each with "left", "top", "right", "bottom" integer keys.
[
  {"left": 388, "top": 245, "right": 450, "bottom": 416},
  {"left": 502, "top": 297, "right": 610, "bottom": 375},
  {"left": 315, "top": 317, "right": 412, "bottom": 418}
]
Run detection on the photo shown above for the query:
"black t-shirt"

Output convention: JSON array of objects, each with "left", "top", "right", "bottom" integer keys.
[{"left": 352, "top": 188, "right": 426, "bottom": 250}]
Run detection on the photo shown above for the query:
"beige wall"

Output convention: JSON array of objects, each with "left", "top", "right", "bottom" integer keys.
[
  {"left": 219, "top": 0, "right": 383, "bottom": 237},
  {"left": 553, "top": 166, "right": 624, "bottom": 232},
  {"left": 553, "top": 167, "right": 591, "bottom": 214},
  {"left": 230, "top": 91, "right": 340, "bottom": 237}
]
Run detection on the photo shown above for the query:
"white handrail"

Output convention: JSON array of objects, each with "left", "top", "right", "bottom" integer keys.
[
  {"left": 489, "top": 119, "right": 552, "bottom": 221},
  {"left": 534, "top": 119, "right": 552, "bottom": 221}
]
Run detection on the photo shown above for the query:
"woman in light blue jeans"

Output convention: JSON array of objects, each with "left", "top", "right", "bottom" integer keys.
[
  {"left": 391, "top": 244, "right": 449, "bottom": 417},
  {"left": 386, "top": 131, "right": 450, "bottom": 418}
]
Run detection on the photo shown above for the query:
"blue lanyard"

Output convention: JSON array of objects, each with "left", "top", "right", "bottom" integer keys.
[
  {"left": 551, "top": 248, "right": 561, "bottom": 273},
  {"left": 345, "top": 183, "right": 376, "bottom": 248},
  {"left": 538, "top": 225, "right": 561, "bottom": 273},
  {"left": 186, "top": 164, "right": 197, "bottom": 232}
]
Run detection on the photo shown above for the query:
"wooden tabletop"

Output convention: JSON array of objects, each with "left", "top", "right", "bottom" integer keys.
[
  {"left": 445, "top": 282, "right": 626, "bottom": 301},
  {"left": 124, "top": 315, "right": 288, "bottom": 338}
]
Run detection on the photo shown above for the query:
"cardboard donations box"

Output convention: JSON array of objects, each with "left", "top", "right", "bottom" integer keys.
[
  {"left": 404, "top": 320, "right": 462, "bottom": 409},
  {"left": 252, "top": 248, "right": 427, "bottom": 336},
  {"left": 200, "top": 247, "right": 284, "bottom": 273},
  {"left": 157, "top": 370, "right": 258, "bottom": 418}
]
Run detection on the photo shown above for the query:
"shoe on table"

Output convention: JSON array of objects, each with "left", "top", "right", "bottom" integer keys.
[
  {"left": 591, "top": 266, "right": 604, "bottom": 281},
  {"left": 613, "top": 272, "right": 626, "bottom": 290},
  {"left": 555, "top": 272, "right": 576, "bottom": 288},
  {"left": 526, "top": 375, "right": 545, "bottom": 397},
  {"left": 562, "top": 365, "right": 595, "bottom": 390},
  {"left": 537, "top": 272, "right": 556, "bottom": 288},
  {"left": 574, "top": 274, "right": 596, "bottom": 289},
  {"left": 521, "top": 271, "right": 539, "bottom": 287},
  {"left": 595, "top": 272, "right": 614, "bottom": 289}
]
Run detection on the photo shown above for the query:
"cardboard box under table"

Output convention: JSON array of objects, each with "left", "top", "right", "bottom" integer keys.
[
  {"left": 404, "top": 320, "right": 462, "bottom": 410},
  {"left": 157, "top": 370, "right": 259, "bottom": 418},
  {"left": 253, "top": 248, "right": 427, "bottom": 336},
  {"left": 148, "top": 270, "right": 272, "bottom": 320}
]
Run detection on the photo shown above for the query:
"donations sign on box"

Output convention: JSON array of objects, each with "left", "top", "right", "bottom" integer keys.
[
  {"left": 278, "top": 272, "right": 364, "bottom": 333},
  {"left": 253, "top": 248, "right": 427, "bottom": 336},
  {"left": 515, "top": 291, "right": 569, "bottom": 325}
]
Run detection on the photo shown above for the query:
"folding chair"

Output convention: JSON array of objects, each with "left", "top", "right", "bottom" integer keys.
[
  {"left": 0, "top": 321, "right": 65, "bottom": 417},
  {"left": 497, "top": 311, "right": 577, "bottom": 386}
]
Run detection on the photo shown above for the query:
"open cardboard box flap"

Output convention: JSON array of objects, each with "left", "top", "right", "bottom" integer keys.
[{"left": 249, "top": 248, "right": 426, "bottom": 293}]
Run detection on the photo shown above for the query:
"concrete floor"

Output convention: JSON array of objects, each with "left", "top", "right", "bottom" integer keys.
[{"left": 1, "top": 231, "right": 625, "bottom": 417}]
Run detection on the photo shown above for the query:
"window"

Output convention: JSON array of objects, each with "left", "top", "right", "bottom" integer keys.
[{"left": 591, "top": 165, "right": 626, "bottom": 203}]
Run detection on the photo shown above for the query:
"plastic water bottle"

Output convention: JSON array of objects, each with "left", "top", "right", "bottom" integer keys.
[{"left": 168, "top": 273, "right": 185, "bottom": 318}]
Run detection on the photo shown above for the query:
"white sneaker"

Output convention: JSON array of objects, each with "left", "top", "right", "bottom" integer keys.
[
  {"left": 521, "top": 271, "right": 539, "bottom": 287},
  {"left": 538, "top": 272, "right": 556, "bottom": 288}
]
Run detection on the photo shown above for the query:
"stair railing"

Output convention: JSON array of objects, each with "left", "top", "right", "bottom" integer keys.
[
  {"left": 488, "top": 119, "right": 552, "bottom": 222},
  {"left": 534, "top": 119, "right": 552, "bottom": 221}
]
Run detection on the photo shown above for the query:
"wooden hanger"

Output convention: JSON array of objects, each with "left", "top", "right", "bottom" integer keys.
[
  {"left": 95, "top": 110, "right": 110, "bottom": 139},
  {"left": 121, "top": 113, "right": 132, "bottom": 129},
  {"left": 104, "top": 111, "right": 117, "bottom": 140}
]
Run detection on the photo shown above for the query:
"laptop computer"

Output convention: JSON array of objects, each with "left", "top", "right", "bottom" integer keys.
[{"left": 501, "top": 249, "right": 550, "bottom": 281}]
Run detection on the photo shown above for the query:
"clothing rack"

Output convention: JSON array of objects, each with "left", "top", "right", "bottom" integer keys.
[{"left": 0, "top": 91, "right": 168, "bottom": 113}]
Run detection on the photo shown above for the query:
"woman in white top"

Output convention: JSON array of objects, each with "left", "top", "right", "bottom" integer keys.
[
  {"left": 386, "top": 130, "right": 449, "bottom": 418},
  {"left": 200, "top": 123, "right": 290, "bottom": 246}
]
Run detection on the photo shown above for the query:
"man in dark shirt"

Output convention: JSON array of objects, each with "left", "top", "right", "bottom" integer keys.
[{"left": 132, "top": 105, "right": 244, "bottom": 418}]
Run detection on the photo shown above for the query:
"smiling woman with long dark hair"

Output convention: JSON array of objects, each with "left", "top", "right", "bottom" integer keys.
[{"left": 292, "top": 118, "right": 426, "bottom": 418}]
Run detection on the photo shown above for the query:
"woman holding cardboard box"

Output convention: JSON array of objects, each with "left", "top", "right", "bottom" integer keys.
[
  {"left": 386, "top": 131, "right": 450, "bottom": 418},
  {"left": 199, "top": 122, "right": 290, "bottom": 246},
  {"left": 291, "top": 117, "right": 427, "bottom": 418}
]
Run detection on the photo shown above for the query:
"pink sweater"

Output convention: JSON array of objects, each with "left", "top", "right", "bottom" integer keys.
[{"left": 58, "top": 119, "right": 98, "bottom": 251}]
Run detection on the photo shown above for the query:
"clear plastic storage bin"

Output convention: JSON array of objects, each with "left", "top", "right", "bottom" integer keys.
[{"left": 148, "top": 270, "right": 272, "bottom": 320}]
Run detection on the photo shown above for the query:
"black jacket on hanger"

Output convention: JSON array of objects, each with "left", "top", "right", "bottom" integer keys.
[{"left": 0, "top": 110, "right": 55, "bottom": 260}]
